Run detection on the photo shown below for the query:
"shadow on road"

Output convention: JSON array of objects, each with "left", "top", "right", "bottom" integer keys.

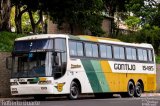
[{"left": 6, "top": 94, "right": 121, "bottom": 101}]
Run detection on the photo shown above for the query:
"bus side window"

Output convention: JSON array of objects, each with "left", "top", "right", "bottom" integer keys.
[
  {"left": 100, "top": 44, "right": 107, "bottom": 58},
  {"left": 100, "top": 44, "right": 112, "bottom": 59},
  {"left": 138, "top": 49, "right": 143, "bottom": 61},
  {"left": 69, "top": 41, "right": 84, "bottom": 57},
  {"left": 143, "top": 49, "right": 147, "bottom": 61},
  {"left": 138, "top": 49, "right": 148, "bottom": 61},
  {"left": 77, "top": 42, "right": 84, "bottom": 56},
  {"left": 113, "top": 46, "right": 125, "bottom": 59},
  {"left": 85, "top": 43, "right": 92, "bottom": 57},
  {"left": 148, "top": 49, "right": 153, "bottom": 62},
  {"left": 126, "top": 47, "right": 137, "bottom": 60},
  {"left": 69, "top": 41, "right": 77, "bottom": 56},
  {"left": 92, "top": 44, "right": 98, "bottom": 57}
]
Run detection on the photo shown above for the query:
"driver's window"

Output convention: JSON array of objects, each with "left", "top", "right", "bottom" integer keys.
[{"left": 54, "top": 39, "right": 67, "bottom": 79}]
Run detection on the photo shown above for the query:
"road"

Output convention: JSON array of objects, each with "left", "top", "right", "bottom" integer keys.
[{"left": 0, "top": 95, "right": 160, "bottom": 106}]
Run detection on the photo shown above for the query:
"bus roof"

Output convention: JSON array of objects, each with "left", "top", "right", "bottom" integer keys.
[{"left": 15, "top": 34, "right": 153, "bottom": 49}]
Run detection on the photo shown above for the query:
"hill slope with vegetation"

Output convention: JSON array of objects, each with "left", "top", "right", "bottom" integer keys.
[{"left": 0, "top": 32, "right": 26, "bottom": 52}]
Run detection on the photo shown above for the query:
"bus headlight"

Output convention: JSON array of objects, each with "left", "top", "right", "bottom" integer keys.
[
  {"left": 10, "top": 82, "right": 18, "bottom": 86},
  {"left": 38, "top": 80, "right": 52, "bottom": 84}
]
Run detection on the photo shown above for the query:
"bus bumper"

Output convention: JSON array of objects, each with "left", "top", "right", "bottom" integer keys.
[{"left": 10, "top": 85, "right": 55, "bottom": 95}]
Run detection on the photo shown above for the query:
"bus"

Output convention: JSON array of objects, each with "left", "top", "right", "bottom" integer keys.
[{"left": 6, "top": 34, "right": 156, "bottom": 100}]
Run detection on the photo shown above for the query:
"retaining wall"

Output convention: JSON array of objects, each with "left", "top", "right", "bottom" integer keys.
[{"left": 0, "top": 52, "right": 11, "bottom": 97}]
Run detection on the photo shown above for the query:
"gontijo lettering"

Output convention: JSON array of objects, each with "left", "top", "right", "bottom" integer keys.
[{"left": 114, "top": 63, "right": 136, "bottom": 70}]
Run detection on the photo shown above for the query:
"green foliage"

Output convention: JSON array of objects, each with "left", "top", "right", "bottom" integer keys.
[
  {"left": 22, "top": 12, "right": 42, "bottom": 33},
  {"left": 117, "top": 26, "right": 160, "bottom": 54},
  {"left": 156, "top": 55, "right": 160, "bottom": 64},
  {"left": 47, "top": 0, "right": 104, "bottom": 36},
  {"left": 103, "top": 0, "right": 128, "bottom": 16},
  {"left": 0, "top": 31, "right": 26, "bottom": 52},
  {"left": 124, "top": 16, "right": 141, "bottom": 31},
  {"left": 126, "top": 0, "right": 157, "bottom": 26}
]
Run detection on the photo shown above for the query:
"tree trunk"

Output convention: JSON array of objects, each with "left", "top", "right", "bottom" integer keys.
[
  {"left": 0, "top": 0, "right": 11, "bottom": 31},
  {"left": 28, "top": 10, "right": 36, "bottom": 33},
  {"left": 28, "top": 9, "right": 43, "bottom": 34},
  {"left": 15, "top": 5, "right": 22, "bottom": 33},
  {"left": 14, "top": 5, "right": 28, "bottom": 34}
]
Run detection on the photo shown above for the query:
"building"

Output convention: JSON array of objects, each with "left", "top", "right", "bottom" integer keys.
[{"left": 47, "top": 16, "right": 113, "bottom": 36}]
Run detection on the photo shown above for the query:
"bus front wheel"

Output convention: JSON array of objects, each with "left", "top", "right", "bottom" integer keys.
[
  {"left": 68, "top": 81, "right": 79, "bottom": 100},
  {"left": 134, "top": 82, "right": 143, "bottom": 97}
]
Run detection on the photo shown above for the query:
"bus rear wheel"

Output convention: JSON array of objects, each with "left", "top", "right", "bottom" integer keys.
[
  {"left": 121, "top": 81, "right": 135, "bottom": 97},
  {"left": 134, "top": 82, "right": 143, "bottom": 97},
  {"left": 68, "top": 81, "right": 79, "bottom": 100}
]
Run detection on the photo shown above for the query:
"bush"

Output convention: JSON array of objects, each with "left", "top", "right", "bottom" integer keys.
[
  {"left": 117, "top": 26, "right": 160, "bottom": 54},
  {"left": 0, "top": 31, "right": 26, "bottom": 52},
  {"left": 156, "top": 55, "right": 160, "bottom": 64}
]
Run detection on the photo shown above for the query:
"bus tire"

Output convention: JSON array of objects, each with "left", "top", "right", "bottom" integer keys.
[
  {"left": 121, "top": 81, "right": 135, "bottom": 97},
  {"left": 134, "top": 82, "right": 143, "bottom": 97},
  {"left": 68, "top": 81, "right": 79, "bottom": 100}
]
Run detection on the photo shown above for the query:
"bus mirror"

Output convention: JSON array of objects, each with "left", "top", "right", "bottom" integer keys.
[{"left": 6, "top": 56, "right": 12, "bottom": 70}]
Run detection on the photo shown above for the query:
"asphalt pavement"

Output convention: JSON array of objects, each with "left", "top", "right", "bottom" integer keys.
[{"left": 0, "top": 93, "right": 160, "bottom": 106}]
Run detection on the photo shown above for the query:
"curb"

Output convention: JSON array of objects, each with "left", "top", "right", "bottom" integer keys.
[{"left": 141, "top": 93, "right": 160, "bottom": 97}]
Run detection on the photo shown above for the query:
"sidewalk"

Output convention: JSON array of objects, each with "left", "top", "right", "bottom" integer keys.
[{"left": 141, "top": 93, "right": 160, "bottom": 97}]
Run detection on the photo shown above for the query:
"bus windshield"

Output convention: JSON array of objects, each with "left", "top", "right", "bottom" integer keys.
[
  {"left": 12, "top": 52, "right": 53, "bottom": 78},
  {"left": 11, "top": 38, "right": 67, "bottom": 79},
  {"left": 14, "top": 39, "right": 53, "bottom": 52}
]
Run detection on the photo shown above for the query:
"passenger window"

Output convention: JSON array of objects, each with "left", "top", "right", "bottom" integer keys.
[
  {"left": 138, "top": 49, "right": 143, "bottom": 61},
  {"left": 138, "top": 49, "right": 148, "bottom": 61},
  {"left": 119, "top": 47, "right": 125, "bottom": 59},
  {"left": 113, "top": 46, "right": 125, "bottom": 59},
  {"left": 106, "top": 46, "right": 112, "bottom": 59},
  {"left": 92, "top": 44, "right": 98, "bottom": 57},
  {"left": 85, "top": 43, "right": 92, "bottom": 57},
  {"left": 132, "top": 48, "right": 137, "bottom": 60},
  {"left": 77, "top": 42, "right": 84, "bottom": 56},
  {"left": 148, "top": 50, "right": 153, "bottom": 62},
  {"left": 85, "top": 43, "right": 98, "bottom": 58},
  {"left": 143, "top": 50, "right": 147, "bottom": 61},
  {"left": 100, "top": 45, "right": 107, "bottom": 58},
  {"left": 113, "top": 46, "right": 119, "bottom": 59},
  {"left": 126, "top": 47, "right": 132, "bottom": 60},
  {"left": 126, "top": 47, "right": 137, "bottom": 60},
  {"left": 69, "top": 41, "right": 77, "bottom": 56}
]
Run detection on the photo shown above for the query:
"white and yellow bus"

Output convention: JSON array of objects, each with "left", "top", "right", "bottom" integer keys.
[{"left": 7, "top": 34, "right": 156, "bottom": 100}]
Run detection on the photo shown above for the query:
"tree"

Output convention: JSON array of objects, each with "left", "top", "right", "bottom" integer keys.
[
  {"left": 11, "top": 0, "right": 28, "bottom": 33},
  {"left": 12, "top": 0, "right": 43, "bottom": 34},
  {"left": 102, "top": 0, "right": 128, "bottom": 16},
  {"left": 0, "top": 0, "right": 11, "bottom": 31},
  {"left": 149, "top": 3, "right": 160, "bottom": 28},
  {"left": 28, "top": 9, "right": 42, "bottom": 34},
  {"left": 43, "top": 0, "right": 104, "bottom": 36},
  {"left": 126, "top": 0, "right": 157, "bottom": 26},
  {"left": 125, "top": 16, "right": 141, "bottom": 31}
]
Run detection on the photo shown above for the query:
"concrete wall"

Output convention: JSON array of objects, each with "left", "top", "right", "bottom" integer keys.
[
  {"left": 156, "top": 64, "right": 160, "bottom": 92},
  {"left": 0, "top": 52, "right": 11, "bottom": 97}
]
